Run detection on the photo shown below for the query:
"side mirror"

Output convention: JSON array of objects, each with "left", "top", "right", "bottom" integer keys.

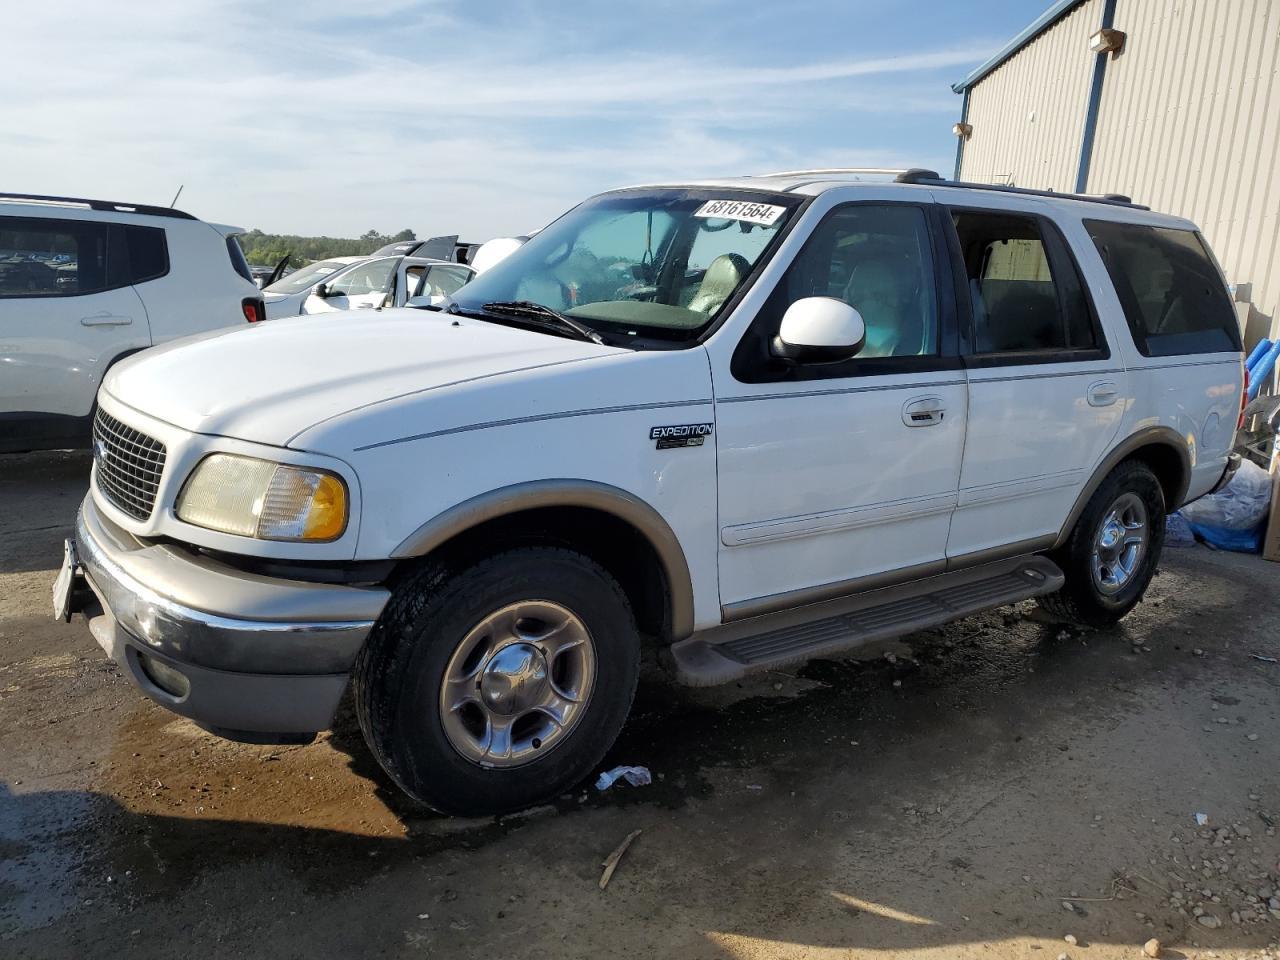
[
  {"left": 771, "top": 297, "right": 866, "bottom": 363},
  {"left": 313, "top": 283, "right": 328, "bottom": 299}
]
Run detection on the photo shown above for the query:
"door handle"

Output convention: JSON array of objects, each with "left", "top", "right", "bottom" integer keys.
[
  {"left": 80, "top": 313, "right": 132, "bottom": 326},
  {"left": 902, "top": 396, "right": 946, "bottom": 427},
  {"left": 1087, "top": 381, "right": 1120, "bottom": 407}
]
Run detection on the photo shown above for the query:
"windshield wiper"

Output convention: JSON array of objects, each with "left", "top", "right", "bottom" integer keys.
[{"left": 481, "top": 301, "right": 606, "bottom": 345}]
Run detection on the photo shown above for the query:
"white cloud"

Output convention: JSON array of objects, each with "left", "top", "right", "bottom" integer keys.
[{"left": 2, "top": 1, "right": 989, "bottom": 240}]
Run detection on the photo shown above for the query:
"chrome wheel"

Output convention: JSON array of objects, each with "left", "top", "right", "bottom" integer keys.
[
  {"left": 1090, "top": 492, "right": 1149, "bottom": 596},
  {"left": 438, "top": 600, "right": 596, "bottom": 769}
]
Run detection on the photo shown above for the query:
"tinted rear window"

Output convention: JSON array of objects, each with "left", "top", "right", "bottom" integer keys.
[
  {"left": 0, "top": 216, "right": 167, "bottom": 296},
  {"left": 128, "top": 226, "right": 167, "bottom": 282},
  {"left": 1085, "top": 220, "right": 1240, "bottom": 357}
]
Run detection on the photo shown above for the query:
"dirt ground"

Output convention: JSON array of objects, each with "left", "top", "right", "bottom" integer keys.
[{"left": 2, "top": 450, "right": 1279, "bottom": 960}]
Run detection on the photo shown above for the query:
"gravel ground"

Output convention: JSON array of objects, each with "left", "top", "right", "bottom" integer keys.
[{"left": 2, "top": 449, "right": 1279, "bottom": 960}]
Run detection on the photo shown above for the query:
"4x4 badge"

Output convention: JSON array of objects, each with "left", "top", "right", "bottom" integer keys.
[{"left": 650, "top": 423, "right": 713, "bottom": 450}]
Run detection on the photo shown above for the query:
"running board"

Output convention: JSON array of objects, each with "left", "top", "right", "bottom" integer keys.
[{"left": 670, "top": 556, "right": 1063, "bottom": 686}]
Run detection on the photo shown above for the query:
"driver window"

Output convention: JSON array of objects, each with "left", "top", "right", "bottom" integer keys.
[
  {"left": 773, "top": 204, "right": 939, "bottom": 359},
  {"left": 329, "top": 259, "right": 395, "bottom": 297},
  {"left": 425, "top": 265, "right": 471, "bottom": 298}
]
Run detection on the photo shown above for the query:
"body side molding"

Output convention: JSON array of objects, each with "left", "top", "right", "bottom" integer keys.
[{"left": 390, "top": 479, "right": 696, "bottom": 640}]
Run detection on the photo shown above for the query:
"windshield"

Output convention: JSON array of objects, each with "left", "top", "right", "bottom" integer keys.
[
  {"left": 263, "top": 259, "right": 352, "bottom": 294},
  {"left": 451, "top": 189, "right": 800, "bottom": 339}
]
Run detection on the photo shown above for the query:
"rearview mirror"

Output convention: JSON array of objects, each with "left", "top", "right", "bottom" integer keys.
[
  {"left": 771, "top": 297, "right": 866, "bottom": 363},
  {"left": 313, "top": 283, "right": 328, "bottom": 299}
]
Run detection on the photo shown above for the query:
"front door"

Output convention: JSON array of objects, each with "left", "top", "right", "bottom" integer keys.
[
  {"left": 941, "top": 202, "right": 1126, "bottom": 559},
  {"left": 305, "top": 257, "right": 397, "bottom": 314},
  {"left": 712, "top": 201, "right": 968, "bottom": 618}
]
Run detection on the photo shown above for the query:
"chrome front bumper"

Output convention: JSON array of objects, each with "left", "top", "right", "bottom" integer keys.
[{"left": 70, "top": 494, "right": 390, "bottom": 736}]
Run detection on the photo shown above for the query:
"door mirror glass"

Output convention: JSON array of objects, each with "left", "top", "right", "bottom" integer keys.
[{"left": 771, "top": 297, "right": 866, "bottom": 363}]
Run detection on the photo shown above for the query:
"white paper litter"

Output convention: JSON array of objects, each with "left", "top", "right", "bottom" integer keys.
[
  {"left": 595, "top": 765, "right": 652, "bottom": 791},
  {"left": 1195, "top": 812, "right": 1210, "bottom": 826}
]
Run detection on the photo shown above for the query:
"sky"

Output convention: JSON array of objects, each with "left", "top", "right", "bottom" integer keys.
[{"left": 4, "top": 0, "right": 1052, "bottom": 244}]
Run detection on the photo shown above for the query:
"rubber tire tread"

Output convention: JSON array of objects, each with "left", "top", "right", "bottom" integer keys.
[
  {"left": 1036, "top": 459, "right": 1165, "bottom": 628},
  {"left": 353, "top": 547, "right": 640, "bottom": 815}
]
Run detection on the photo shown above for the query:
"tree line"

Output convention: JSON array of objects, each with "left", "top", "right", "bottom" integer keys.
[{"left": 236, "top": 228, "right": 416, "bottom": 268}]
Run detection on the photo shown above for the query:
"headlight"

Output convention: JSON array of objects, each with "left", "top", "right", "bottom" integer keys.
[{"left": 175, "top": 453, "right": 348, "bottom": 542}]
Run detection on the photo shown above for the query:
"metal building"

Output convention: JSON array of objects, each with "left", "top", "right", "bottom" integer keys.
[{"left": 953, "top": 0, "right": 1280, "bottom": 347}]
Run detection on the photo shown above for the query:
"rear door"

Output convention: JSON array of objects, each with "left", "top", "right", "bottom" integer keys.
[
  {"left": 0, "top": 214, "right": 151, "bottom": 421},
  {"left": 940, "top": 199, "right": 1126, "bottom": 560}
]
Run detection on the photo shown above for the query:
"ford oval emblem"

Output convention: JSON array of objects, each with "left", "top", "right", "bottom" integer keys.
[{"left": 92, "top": 437, "right": 107, "bottom": 467}]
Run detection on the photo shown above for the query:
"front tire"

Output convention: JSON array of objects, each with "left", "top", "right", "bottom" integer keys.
[
  {"left": 1037, "top": 460, "right": 1166, "bottom": 627},
  {"left": 353, "top": 547, "right": 640, "bottom": 815}
]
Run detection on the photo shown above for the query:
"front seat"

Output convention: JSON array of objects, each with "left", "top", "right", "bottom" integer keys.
[
  {"left": 843, "top": 255, "right": 921, "bottom": 357},
  {"left": 688, "top": 253, "right": 749, "bottom": 314}
]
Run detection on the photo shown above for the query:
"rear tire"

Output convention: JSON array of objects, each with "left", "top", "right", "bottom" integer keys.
[
  {"left": 353, "top": 547, "right": 640, "bottom": 816},
  {"left": 1037, "top": 460, "right": 1165, "bottom": 627}
]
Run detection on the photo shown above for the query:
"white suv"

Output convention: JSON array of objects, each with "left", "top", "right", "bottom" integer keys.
[
  {"left": 0, "top": 193, "right": 264, "bottom": 453},
  {"left": 59, "top": 169, "right": 1245, "bottom": 815}
]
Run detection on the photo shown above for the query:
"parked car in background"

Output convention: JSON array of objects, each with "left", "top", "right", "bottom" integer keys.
[
  {"left": 0, "top": 192, "right": 264, "bottom": 453},
  {"left": 249, "top": 255, "right": 290, "bottom": 289},
  {"left": 261, "top": 256, "right": 364, "bottom": 319},
  {"left": 60, "top": 169, "right": 1244, "bottom": 815},
  {"left": 273, "top": 255, "right": 474, "bottom": 317}
]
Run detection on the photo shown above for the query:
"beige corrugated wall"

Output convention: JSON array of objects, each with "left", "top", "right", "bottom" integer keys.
[
  {"left": 959, "top": 0, "right": 1280, "bottom": 342},
  {"left": 959, "top": 0, "right": 1103, "bottom": 190},
  {"left": 1088, "top": 0, "right": 1280, "bottom": 342}
]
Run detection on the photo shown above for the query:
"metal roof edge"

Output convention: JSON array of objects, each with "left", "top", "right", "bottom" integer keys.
[{"left": 951, "top": 0, "right": 1087, "bottom": 93}]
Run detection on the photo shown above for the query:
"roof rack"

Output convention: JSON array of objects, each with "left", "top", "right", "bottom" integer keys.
[
  {"left": 0, "top": 192, "right": 197, "bottom": 220},
  {"left": 915, "top": 177, "right": 1148, "bottom": 209},
  {"left": 759, "top": 167, "right": 942, "bottom": 184},
  {"left": 755, "top": 169, "right": 1147, "bottom": 209}
]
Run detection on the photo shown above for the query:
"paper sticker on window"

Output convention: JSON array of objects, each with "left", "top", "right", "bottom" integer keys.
[{"left": 693, "top": 200, "right": 786, "bottom": 226}]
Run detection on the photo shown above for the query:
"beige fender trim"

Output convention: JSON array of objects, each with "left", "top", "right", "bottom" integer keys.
[
  {"left": 1054, "top": 427, "right": 1191, "bottom": 549},
  {"left": 391, "top": 480, "right": 696, "bottom": 640}
]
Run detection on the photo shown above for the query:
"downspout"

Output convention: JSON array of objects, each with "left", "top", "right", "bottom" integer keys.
[
  {"left": 954, "top": 87, "right": 971, "bottom": 180},
  {"left": 1075, "top": 0, "right": 1118, "bottom": 193}
]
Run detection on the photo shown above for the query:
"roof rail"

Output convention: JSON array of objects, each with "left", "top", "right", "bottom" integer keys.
[
  {"left": 750, "top": 168, "right": 1146, "bottom": 208},
  {"left": 908, "top": 176, "right": 1148, "bottom": 209},
  {"left": 759, "top": 167, "right": 942, "bottom": 183},
  {"left": 0, "top": 192, "right": 197, "bottom": 220}
]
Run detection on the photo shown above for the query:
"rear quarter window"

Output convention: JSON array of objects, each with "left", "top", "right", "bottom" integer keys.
[
  {"left": 225, "top": 235, "right": 254, "bottom": 283},
  {"left": 1085, "top": 220, "right": 1241, "bottom": 357},
  {"left": 126, "top": 226, "right": 168, "bottom": 282}
]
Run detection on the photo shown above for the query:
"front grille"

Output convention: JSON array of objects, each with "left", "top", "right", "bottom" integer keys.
[{"left": 93, "top": 409, "right": 167, "bottom": 521}]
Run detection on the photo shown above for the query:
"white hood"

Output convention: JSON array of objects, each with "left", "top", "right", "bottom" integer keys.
[{"left": 104, "top": 310, "right": 623, "bottom": 448}]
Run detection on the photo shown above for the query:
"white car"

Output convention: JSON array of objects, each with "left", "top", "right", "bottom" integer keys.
[
  {"left": 262, "top": 255, "right": 473, "bottom": 319},
  {"left": 260, "top": 256, "right": 363, "bottom": 319},
  {"left": 0, "top": 192, "right": 264, "bottom": 453},
  {"left": 61, "top": 169, "right": 1245, "bottom": 815}
]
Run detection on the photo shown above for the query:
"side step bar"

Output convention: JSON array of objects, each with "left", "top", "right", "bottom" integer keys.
[{"left": 670, "top": 556, "right": 1064, "bottom": 686}]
